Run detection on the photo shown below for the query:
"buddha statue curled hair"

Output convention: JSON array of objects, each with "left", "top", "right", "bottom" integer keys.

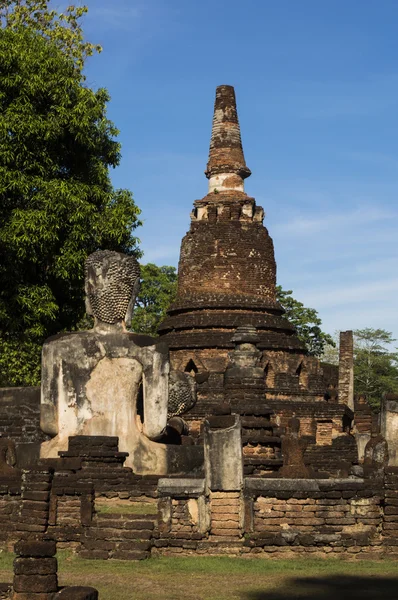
[{"left": 84, "top": 250, "right": 141, "bottom": 326}]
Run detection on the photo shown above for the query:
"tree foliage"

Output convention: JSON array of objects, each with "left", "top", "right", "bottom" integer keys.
[
  {"left": 131, "top": 264, "right": 177, "bottom": 336},
  {"left": 276, "top": 286, "right": 335, "bottom": 357},
  {"left": 0, "top": 14, "right": 141, "bottom": 386},
  {"left": 353, "top": 328, "right": 398, "bottom": 407},
  {"left": 321, "top": 337, "right": 339, "bottom": 365},
  {"left": 0, "top": 1, "right": 101, "bottom": 70}
]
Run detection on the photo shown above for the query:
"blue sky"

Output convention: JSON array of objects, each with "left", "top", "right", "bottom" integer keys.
[{"left": 69, "top": 0, "right": 398, "bottom": 342}]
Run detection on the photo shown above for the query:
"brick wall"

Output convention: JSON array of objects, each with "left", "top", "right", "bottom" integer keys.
[
  {"left": 0, "top": 486, "right": 21, "bottom": 550},
  {"left": 4, "top": 469, "right": 398, "bottom": 559},
  {"left": 169, "top": 498, "right": 204, "bottom": 535},
  {"left": 0, "top": 387, "right": 47, "bottom": 468},
  {"left": 382, "top": 468, "right": 398, "bottom": 557},
  {"left": 244, "top": 478, "right": 383, "bottom": 558},
  {"left": 155, "top": 476, "right": 396, "bottom": 558},
  {"left": 210, "top": 491, "right": 241, "bottom": 538}
]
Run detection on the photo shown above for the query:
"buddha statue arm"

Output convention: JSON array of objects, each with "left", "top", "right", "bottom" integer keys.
[
  {"left": 168, "top": 371, "right": 197, "bottom": 417},
  {"left": 167, "top": 371, "right": 209, "bottom": 418}
]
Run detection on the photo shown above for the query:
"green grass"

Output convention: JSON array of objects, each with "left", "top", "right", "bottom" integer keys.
[
  {"left": 94, "top": 501, "right": 158, "bottom": 515},
  {"left": 0, "top": 551, "right": 13, "bottom": 571},
  {"left": 1, "top": 552, "right": 398, "bottom": 599}
]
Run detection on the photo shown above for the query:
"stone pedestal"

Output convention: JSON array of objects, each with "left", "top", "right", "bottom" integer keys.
[
  {"left": 13, "top": 540, "right": 57, "bottom": 600},
  {"left": 12, "top": 539, "right": 99, "bottom": 600}
]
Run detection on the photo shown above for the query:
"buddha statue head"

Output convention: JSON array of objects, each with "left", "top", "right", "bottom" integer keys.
[{"left": 84, "top": 250, "right": 140, "bottom": 329}]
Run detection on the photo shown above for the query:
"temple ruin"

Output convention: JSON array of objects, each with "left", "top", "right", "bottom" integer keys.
[{"left": 0, "top": 86, "right": 398, "bottom": 583}]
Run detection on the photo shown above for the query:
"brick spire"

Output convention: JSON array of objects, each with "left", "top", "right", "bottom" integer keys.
[
  {"left": 205, "top": 85, "right": 251, "bottom": 193},
  {"left": 159, "top": 85, "right": 330, "bottom": 424}
]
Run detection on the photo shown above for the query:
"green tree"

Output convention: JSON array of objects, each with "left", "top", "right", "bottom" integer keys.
[
  {"left": 0, "top": 1, "right": 101, "bottom": 70},
  {"left": 276, "top": 286, "right": 335, "bottom": 357},
  {"left": 131, "top": 264, "right": 177, "bottom": 336},
  {"left": 321, "top": 340, "right": 339, "bottom": 365},
  {"left": 353, "top": 328, "right": 398, "bottom": 408},
  {"left": 0, "top": 19, "right": 141, "bottom": 386}
]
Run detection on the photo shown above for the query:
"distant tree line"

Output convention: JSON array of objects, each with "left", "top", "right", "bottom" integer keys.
[{"left": 323, "top": 329, "right": 398, "bottom": 409}]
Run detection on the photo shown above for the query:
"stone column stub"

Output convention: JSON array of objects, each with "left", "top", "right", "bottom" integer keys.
[
  {"left": 338, "top": 330, "right": 354, "bottom": 410},
  {"left": 204, "top": 413, "right": 243, "bottom": 492}
]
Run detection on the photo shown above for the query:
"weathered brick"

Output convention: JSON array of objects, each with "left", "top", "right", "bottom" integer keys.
[{"left": 13, "top": 575, "right": 58, "bottom": 593}]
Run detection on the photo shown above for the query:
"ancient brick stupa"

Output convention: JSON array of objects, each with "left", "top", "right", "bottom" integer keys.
[{"left": 159, "top": 85, "right": 347, "bottom": 436}]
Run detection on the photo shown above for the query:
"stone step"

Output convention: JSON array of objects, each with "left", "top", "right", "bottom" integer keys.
[
  {"left": 79, "top": 549, "right": 110, "bottom": 560},
  {"left": 244, "top": 458, "right": 283, "bottom": 466},
  {"left": 207, "top": 536, "right": 244, "bottom": 544},
  {"left": 84, "top": 527, "right": 154, "bottom": 541},
  {"left": 93, "top": 516, "right": 155, "bottom": 530},
  {"left": 242, "top": 434, "right": 281, "bottom": 444},
  {"left": 94, "top": 512, "right": 156, "bottom": 522},
  {"left": 79, "top": 548, "right": 150, "bottom": 561},
  {"left": 231, "top": 403, "right": 273, "bottom": 416},
  {"left": 241, "top": 417, "right": 272, "bottom": 428},
  {"left": 111, "top": 550, "right": 149, "bottom": 560},
  {"left": 83, "top": 538, "right": 152, "bottom": 552}
]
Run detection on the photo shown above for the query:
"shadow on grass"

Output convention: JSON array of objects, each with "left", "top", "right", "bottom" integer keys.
[{"left": 244, "top": 575, "right": 398, "bottom": 600}]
